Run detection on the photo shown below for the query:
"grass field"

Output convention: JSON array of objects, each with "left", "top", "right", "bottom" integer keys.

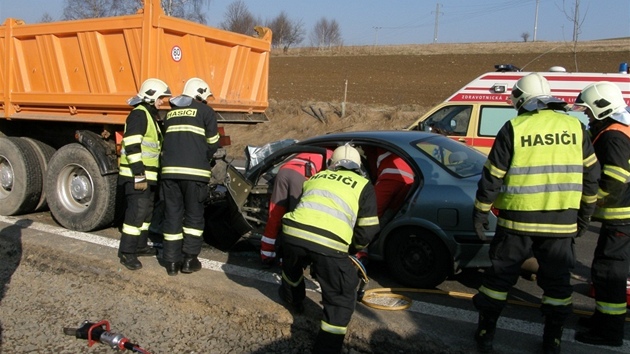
[{"left": 223, "top": 39, "right": 630, "bottom": 157}]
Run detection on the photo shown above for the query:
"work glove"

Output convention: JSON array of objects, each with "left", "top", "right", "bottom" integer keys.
[
  {"left": 473, "top": 209, "right": 489, "bottom": 241},
  {"left": 576, "top": 214, "right": 591, "bottom": 238},
  {"left": 134, "top": 174, "right": 148, "bottom": 191}
]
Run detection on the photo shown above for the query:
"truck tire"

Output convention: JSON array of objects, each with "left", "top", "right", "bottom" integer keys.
[
  {"left": 21, "top": 138, "right": 56, "bottom": 212},
  {"left": 45, "top": 143, "right": 117, "bottom": 231},
  {"left": 0, "top": 137, "right": 43, "bottom": 215}
]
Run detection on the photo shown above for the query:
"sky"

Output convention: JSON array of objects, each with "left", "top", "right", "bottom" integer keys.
[{"left": 1, "top": 0, "right": 629, "bottom": 45}]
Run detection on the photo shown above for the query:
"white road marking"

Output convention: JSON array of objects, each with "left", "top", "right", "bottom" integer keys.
[
  {"left": 1, "top": 215, "right": 628, "bottom": 351},
  {"left": 409, "top": 302, "right": 629, "bottom": 351}
]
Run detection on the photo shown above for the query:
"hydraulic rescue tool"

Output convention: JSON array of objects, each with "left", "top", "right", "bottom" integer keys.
[{"left": 63, "top": 320, "right": 151, "bottom": 353}]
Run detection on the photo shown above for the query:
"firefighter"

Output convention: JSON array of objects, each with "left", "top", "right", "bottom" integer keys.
[
  {"left": 160, "top": 78, "right": 220, "bottom": 276},
  {"left": 373, "top": 147, "right": 414, "bottom": 224},
  {"left": 471, "top": 73, "right": 600, "bottom": 354},
  {"left": 279, "top": 143, "right": 380, "bottom": 354},
  {"left": 118, "top": 78, "right": 172, "bottom": 270},
  {"left": 572, "top": 81, "right": 630, "bottom": 347},
  {"left": 354, "top": 147, "right": 414, "bottom": 265},
  {"left": 260, "top": 150, "right": 332, "bottom": 267}
]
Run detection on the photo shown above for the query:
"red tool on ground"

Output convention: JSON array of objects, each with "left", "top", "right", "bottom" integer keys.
[{"left": 63, "top": 320, "right": 151, "bottom": 353}]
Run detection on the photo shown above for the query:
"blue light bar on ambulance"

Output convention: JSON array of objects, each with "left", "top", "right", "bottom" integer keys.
[{"left": 494, "top": 64, "right": 521, "bottom": 72}]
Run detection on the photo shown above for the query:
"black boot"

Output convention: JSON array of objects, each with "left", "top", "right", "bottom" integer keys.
[
  {"left": 575, "top": 312, "right": 624, "bottom": 347},
  {"left": 162, "top": 240, "right": 183, "bottom": 276},
  {"left": 165, "top": 262, "right": 181, "bottom": 276},
  {"left": 119, "top": 253, "right": 142, "bottom": 270},
  {"left": 312, "top": 329, "right": 345, "bottom": 354},
  {"left": 278, "top": 285, "right": 304, "bottom": 314},
  {"left": 135, "top": 230, "right": 155, "bottom": 256},
  {"left": 474, "top": 312, "right": 499, "bottom": 353},
  {"left": 575, "top": 331, "right": 623, "bottom": 347},
  {"left": 577, "top": 315, "right": 594, "bottom": 328},
  {"left": 542, "top": 318, "right": 564, "bottom": 354},
  {"left": 181, "top": 254, "right": 201, "bottom": 273},
  {"left": 576, "top": 309, "right": 603, "bottom": 328}
]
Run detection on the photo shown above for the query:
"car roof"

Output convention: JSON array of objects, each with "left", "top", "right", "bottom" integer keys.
[{"left": 300, "top": 130, "right": 440, "bottom": 146}]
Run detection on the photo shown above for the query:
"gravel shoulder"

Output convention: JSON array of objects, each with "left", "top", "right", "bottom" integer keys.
[{"left": 0, "top": 219, "right": 457, "bottom": 354}]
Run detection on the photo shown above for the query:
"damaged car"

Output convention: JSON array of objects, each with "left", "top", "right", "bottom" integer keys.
[{"left": 204, "top": 130, "right": 497, "bottom": 288}]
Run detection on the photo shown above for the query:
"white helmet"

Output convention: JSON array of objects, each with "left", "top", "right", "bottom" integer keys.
[
  {"left": 182, "top": 77, "right": 212, "bottom": 102},
  {"left": 329, "top": 143, "right": 362, "bottom": 172},
  {"left": 509, "top": 73, "right": 551, "bottom": 110},
  {"left": 127, "top": 78, "right": 171, "bottom": 106},
  {"left": 573, "top": 81, "right": 627, "bottom": 120}
]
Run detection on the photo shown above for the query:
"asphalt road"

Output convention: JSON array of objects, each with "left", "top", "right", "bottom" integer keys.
[{"left": 1, "top": 212, "right": 628, "bottom": 354}]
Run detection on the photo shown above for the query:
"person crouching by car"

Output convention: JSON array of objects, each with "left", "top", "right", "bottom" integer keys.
[
  {"left": 278, "top": 143, "right": 380, "bottom": 354},
  {"left": 260, "top": 150, "right": 332, "bottom": 268}
]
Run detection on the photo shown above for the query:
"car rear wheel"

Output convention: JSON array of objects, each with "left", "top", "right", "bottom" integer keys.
[{"left": 385, "top": 227, "right": 451, "bottom": 288}]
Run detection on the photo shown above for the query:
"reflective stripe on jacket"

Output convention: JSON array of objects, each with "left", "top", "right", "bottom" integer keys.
[
  {"left": 282, "top": 169, "right": 370, "bottom": 252},
  {"left": 494, "top": 110, "right": 584, "bottom": 212},
  {"left": 593, "top": 123, "right": 630, "bottom": 221},
  {"left": 376, "top": 150, "right": 414, "bottom": 183},
  {"left": 160, "top": 100, "right": 219, "bottom": 182},
  {"left": 119, "top": 105, "right": 161, "bottom": 181}
]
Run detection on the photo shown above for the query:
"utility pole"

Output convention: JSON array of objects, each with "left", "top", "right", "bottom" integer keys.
[
  {"left": 373, "top": 26, "right": 382, "bottom": 47},
  {"left": 432, "top": 3, "right": 443, "bottom": 43},
  {"left": 372, "top": 27, "right": 383, "bottom": 47},
  {"left": 533, "top": 0, "right": 540, "bottom": 41}
]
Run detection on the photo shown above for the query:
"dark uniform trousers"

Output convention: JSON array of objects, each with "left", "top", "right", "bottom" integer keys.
[
  {"left": 590, "top": 223, "right": 630, "bottom": 339},
  {"left": 281, "top": 242, "right": 359, "bottom": 353},
  {"left": 473, "top": 227, "right": 575, "bottom": 321},
  {"left": 119, "top": 183, "right": 155, "bottom": 254},
  {"left": 161, "top": 179, "right": 207, "bottom": 263}
]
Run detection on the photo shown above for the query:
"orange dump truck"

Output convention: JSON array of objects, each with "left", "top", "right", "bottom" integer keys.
[{"left": 0, "top": 0, "right": 271, "bottom": 231}]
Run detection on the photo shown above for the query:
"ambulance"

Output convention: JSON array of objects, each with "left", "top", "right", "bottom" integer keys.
[{"left": 406, "top": 64, "right": 630, "bottom": 154}]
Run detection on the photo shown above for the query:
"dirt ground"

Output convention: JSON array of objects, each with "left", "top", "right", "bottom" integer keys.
[{"left": 223, "top": 39, "right": 630, "bottom": 157}]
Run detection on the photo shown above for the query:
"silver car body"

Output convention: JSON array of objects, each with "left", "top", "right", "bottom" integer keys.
[{"left": 206, "top": 130, "right": 498, "bottom": 288}]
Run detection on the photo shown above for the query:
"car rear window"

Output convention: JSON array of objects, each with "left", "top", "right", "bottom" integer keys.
[{"left": 415, "top": 136, "right": 486, "bottom": 178}]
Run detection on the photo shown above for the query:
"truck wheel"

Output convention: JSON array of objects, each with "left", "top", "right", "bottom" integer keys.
[
  {"left": 385, "top": 227, "right": 451, "bottom": 288},
  {"left": 45, "top": 143, "right": 117, "bottom": 231},
  {"left": 21, "top": 138, "right": 56, "bottom": 212},
  {"left": 0, "top": 137, "right": 43, "bottom": 215}
]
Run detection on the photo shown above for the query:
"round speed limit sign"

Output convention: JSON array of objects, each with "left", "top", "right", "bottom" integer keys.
[{"left": 171, "top": 46, "right": 182, "bottom": 62}]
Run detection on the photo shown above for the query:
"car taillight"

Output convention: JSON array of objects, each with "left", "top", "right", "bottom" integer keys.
[{"left": 490, "top": 207, "right": 499, "bottom": 217}]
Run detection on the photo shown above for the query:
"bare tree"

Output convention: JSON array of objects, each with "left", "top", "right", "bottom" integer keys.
[
  {"left": 310, "top": 17, "right": 342, "bottom": 49},
  {"left": 521, "top": 32, "right": 530, "bottom": 42},
  {"left": 557, "top": 0, "right": 589, "bottom": 71},
  {"left": 62, "top": 0, "right": 209, "bottom": 24},
  {"left": 39, "top": 13, "right": 55, "bottom": 23},
  {"left": 161, "top": 0, "right": 209, "bottom": 23},
  {"left": 62, "top": 0, "right": 113, "bottom": 20},
  {"left": 266, "top": 11, "right": 305, "bottom": 52},
  {"left": 110, "top": 0, "right": 142, "bottom": 16},
  {"left": 219, "top": 0, "right": 256, "bottom": 35}
]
